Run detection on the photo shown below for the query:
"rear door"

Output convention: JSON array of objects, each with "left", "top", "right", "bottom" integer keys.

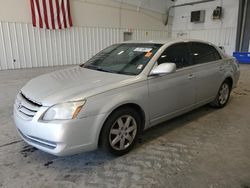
[{"left": 189, "top": 42, "right": 225, "bottom": 103}]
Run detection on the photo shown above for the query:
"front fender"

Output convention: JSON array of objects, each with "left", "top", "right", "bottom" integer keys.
[{"left": 77, "top": 81, "right": 149, "bottom": 142}]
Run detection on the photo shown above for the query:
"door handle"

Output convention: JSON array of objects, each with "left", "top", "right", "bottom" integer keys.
[{"left": 187, "top": 73, "right": 196, "bottom": 79}]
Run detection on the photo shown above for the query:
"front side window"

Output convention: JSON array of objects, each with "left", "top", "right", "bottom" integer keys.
[
  {"left": 190, "top": 42, "right": 222, "bottom": 65},
  {"left": 157, "top": 43, "right": 191, "bottom": 69},
  {"left": 81, "top": 43, "right": 162, "bottom": 75}
]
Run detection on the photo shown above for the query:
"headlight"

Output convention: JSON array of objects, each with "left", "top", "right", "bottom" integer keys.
[{"left": 42, "top": 100, "right": 86, "bottom": 121}]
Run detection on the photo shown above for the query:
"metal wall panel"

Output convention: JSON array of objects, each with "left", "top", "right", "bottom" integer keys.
[
  {"left": 0, "top": 21, "right": 169, "bottom": 70},
  {"left": 172, "top": 27, "right": 237, "bottom": 55}
]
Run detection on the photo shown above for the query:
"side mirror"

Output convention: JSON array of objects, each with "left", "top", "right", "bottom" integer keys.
[{"left": 150, "top": 63, "right": 176, "bottom": 76}]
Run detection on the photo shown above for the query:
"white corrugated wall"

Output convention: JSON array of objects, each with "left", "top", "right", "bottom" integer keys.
[
  {"left": 172, "top": 27, "right": 237, "bottom": 55},
  {"left": 0, "top": 21, "right": 169, "bottom": 70}
]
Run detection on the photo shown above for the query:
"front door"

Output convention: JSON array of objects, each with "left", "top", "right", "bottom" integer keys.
[{"left": 148, "top": 43, "right": 196, "bottom": 125}]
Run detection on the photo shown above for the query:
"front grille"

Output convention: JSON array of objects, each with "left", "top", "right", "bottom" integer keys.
[
  {"left": 15, "top": 92, "right": 42, "bottom": 121},
  {"left": 18, "top": 129, "right": 57, "bottom": 149}
]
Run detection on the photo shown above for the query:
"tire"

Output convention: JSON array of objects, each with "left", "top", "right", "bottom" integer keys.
[
  {"left": 210, "top": 80, "right": 231, "bottom": 108},
  {"left": 99, "top": 107, "right": 141, "bottom": 156}
]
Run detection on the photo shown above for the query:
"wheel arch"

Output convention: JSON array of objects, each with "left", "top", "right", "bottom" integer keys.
[
  {"left": 224, "top": 76, "right": 233, "bottom": 90},
  {"left": 98, "top": 102, "right": 146, "bottom": 147}
]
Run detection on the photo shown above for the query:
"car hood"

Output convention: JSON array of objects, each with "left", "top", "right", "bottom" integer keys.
[{"left": 21, "top": 66, "right": 137, "bottom": 106}]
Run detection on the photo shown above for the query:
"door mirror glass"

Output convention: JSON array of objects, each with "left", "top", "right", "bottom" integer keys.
[{"left": 150, "top": 63, "right": 176, "bottom": 76}]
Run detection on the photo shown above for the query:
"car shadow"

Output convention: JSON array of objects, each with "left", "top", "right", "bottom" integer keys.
[{"left": 137, "top": 104, "right": 215, "bottom": 146}]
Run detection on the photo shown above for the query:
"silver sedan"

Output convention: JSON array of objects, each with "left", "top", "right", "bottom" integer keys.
[{"left": 14, "top": 39, "right": 240, "bottom": 156}]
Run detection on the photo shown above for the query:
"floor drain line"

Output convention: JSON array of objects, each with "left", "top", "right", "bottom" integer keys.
[{"left": 0, "top": 140, "right": 23, "bottom": 148}]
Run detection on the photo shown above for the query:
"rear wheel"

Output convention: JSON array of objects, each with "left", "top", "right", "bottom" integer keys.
[
  {"left": 210, "top": 80, "right": 231, "bottom": 108},
  {"left": 100, "top": 107, "right": 141, "bottom": 156}
]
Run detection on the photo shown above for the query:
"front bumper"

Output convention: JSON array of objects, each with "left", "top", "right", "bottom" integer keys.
[{"left": 14, "top": 107, "right": 107, "bottom": 156}]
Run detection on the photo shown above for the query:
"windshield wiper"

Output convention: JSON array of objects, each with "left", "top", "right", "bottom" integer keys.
[
  {"left": 83, "top": 65, "right": 117, "bottom": 74},
  {"left": 82, "top": 65, "right": 135, "bottom": 75},
  {"left": 119, "top": 72, "right": 136, "bottom": 75}
]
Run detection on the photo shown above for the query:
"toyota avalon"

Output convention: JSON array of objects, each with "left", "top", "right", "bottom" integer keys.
[{"left": 14, "top": 39, "right": 240, "bottom": 156}]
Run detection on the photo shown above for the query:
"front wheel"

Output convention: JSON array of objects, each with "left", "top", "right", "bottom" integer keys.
[
  {"left": 99, "top": 107, "right": 141, "bottom": 156},
  {"left": 210, "top": 80, "right": 231, "bottom": 108}
]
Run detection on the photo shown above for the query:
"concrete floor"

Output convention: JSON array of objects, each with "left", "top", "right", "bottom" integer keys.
[{"left": 0, "top": 65, "right": 249, "bottom": 188}]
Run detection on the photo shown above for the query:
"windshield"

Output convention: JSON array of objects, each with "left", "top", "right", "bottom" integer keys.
[{"left": 81, "top": 43, "right": 162, "bottom": 75}]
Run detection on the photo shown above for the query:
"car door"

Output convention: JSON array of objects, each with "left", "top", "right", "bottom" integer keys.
[
  {"left": 147, "top": 43, "right": 196, "bottom": 125},
  {"left": 189, "top": 42, "right": 225, "bottom": 103}
]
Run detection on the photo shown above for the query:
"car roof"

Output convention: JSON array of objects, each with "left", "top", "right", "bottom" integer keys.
[
  {"left": 121, "top": 38, "right": 228, "bottom": 58},
  {"left": 121, "top": 38, "right": 213, "bottom": 45}
]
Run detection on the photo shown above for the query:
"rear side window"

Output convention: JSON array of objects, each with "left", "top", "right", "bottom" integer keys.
[
  {"left": 158, "top": 43, "right": 191, "bottom": 69},
  {"left": 190, "top": 42, "right": 221, "bottom": 65}
]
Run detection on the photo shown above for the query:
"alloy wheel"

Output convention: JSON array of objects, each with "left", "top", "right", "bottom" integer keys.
[
  {"left": 109, "top": 115, "right": 137, "bottom": 151},
  {"left": 218, "top": 83, "right": 230, "bottom": 105}
]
